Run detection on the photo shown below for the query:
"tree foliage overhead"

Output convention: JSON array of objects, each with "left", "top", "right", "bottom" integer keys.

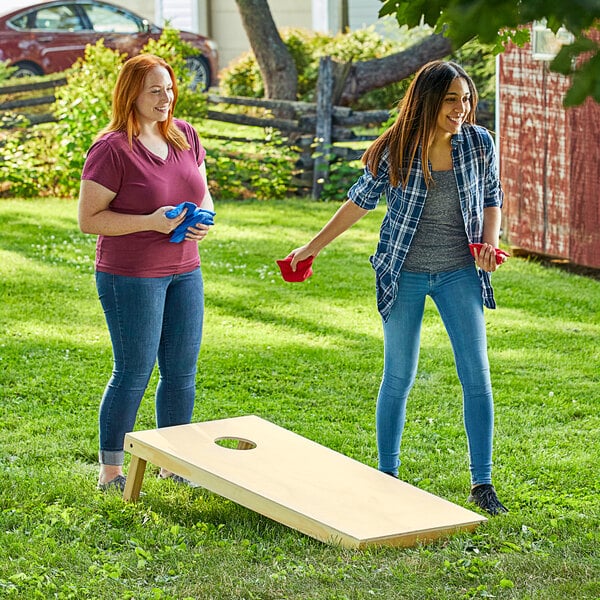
[{"left": 379, "top": 0, "right": 600, "bottom": 106}]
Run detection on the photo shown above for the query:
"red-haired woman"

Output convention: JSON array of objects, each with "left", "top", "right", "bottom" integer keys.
[
  {"left": 78, "top": 54, "right": 214, "bottom": 492},
  {"left": 288, "top": 61, "right": 508, "bottom": 515}
]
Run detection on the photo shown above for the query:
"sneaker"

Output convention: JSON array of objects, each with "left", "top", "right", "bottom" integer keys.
[
  {"left": 98, "top": 474, "right": 127, "bottom": 493},
  {"left": 159, "top": 472, "right": 201, "bottom": 489},
  {"left": 468, "top": 484, "right": 508, "bottom": 515}
]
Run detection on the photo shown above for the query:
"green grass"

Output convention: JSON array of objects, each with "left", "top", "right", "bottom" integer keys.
[{"left": 0, "top": 197, "right": 599, "bottom": 600}]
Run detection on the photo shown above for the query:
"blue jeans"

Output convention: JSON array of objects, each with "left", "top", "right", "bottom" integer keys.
[
  {"left": 376, "top": 266, "right": 494, "bottom": 485},
  {"left": 95, "top": 268, "right": 204, "bottom": 466}
]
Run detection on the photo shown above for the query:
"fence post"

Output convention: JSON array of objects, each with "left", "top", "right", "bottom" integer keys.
[{"left": 312, "top": 56, "right": 333, "bottom": 200}]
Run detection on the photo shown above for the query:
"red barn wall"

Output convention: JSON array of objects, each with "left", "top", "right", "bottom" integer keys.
[{"left": 498, "top": 31, "right": 600, "bottom": 268}]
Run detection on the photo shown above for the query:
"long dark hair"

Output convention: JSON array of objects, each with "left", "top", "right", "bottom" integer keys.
[{"left": 362, "top": 60, "right": 478, "bottom": 188}]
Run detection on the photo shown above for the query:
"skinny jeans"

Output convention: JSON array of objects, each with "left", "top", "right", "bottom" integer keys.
[
  {"left": 95, "top": 268, "right": 204, "bottom": 466},
  {"left": 376, "top": 266, "right": 494, "bottom": 485}
]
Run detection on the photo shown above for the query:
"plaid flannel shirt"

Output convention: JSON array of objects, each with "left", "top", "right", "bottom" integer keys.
[{"left": 348, "top": 124, "right": 504, "bottom": 322}]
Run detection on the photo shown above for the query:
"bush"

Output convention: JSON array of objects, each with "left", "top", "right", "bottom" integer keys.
[
  {"left": 220, "top": 23, "right": 497, "bottom": 110},
  {"left": 0, "top": 119, "right": 53, "bottom": 197},
  {"left": 0, "top": 60, "right": 16, "bottom": 82},
  {"left": 208, "top": 145, "right": 295, "bottom": 201},
  {"left": 220, "top": 24, "right": 431, "bottom": 110},
  {"left": 52, "top": 41, "right": 123, "bottom": 196},
  {"left": 0, "top": 28, "right": 209, "bottom": 198}
]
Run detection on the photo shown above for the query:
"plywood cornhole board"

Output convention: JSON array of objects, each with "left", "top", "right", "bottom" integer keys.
[{"left": 123, "top": 415, "right": 486, "bottom": 548}]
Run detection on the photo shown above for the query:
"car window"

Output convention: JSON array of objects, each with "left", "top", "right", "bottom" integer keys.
[
  {"left": 9, "top": 6, "right": 84, "bottom": 31},
  {"left": 84, "top": 4, "right": 143, "bottom": 33},
  {"left": 7, "top": 14, "right": 28, "bottom": 29}
]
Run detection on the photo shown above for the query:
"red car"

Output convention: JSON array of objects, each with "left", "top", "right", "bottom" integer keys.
[{"left": 0, "top": 0, "right": 218, "bottom": 89}]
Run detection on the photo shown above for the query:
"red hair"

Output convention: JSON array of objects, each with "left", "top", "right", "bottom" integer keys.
[{"left": 96, "top": 54, "right": 190, "bottom": 150}]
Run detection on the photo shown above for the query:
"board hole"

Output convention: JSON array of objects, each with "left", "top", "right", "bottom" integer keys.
[{"left": 215, "top": 437, "right": 257, "bottom": 450}]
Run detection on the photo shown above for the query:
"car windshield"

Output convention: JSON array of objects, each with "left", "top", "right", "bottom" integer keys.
[{"left": 84, "top": 3, "right": 144, "bottom": 33}]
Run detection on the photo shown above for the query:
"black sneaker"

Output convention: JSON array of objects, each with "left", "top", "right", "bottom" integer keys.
[
  {"left": 98, "top": 474, "right": 127, "bottom": 493},
  {"left": 468, "top": 484, "right": 508, "bottom": 515},
  {"left": 159, "top": 473, "right": 201, "bottom": 488}
]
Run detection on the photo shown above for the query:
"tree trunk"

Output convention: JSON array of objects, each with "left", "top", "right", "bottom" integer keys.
[
  {"left": 338, "top": 33, "right": 453, "bottom": 105},
  {"left": 234, "top": 0, "right": 298, "bottom": 100}
]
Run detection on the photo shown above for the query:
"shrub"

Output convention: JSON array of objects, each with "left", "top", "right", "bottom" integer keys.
[
  {"left": 0, "top": 118, "right": 54, "bottom": 197},
  {"left": 52, "top": 41, "right": 123, "bottom": 196},
  {"left": 220, "top": 52, "right": 265, "bottom": 98},
  {"left": 0, "top": 60, "right": 16, "bottom": 81},
  {"left": 220, "top": 24, "right": 431, "bottom": 110},
  {"left": 203, "top": 126, "right": 296, "bottom": 201},
  {"left": 220, "top": 23, "right": 497, "bottom": 110},
  {"left": 0, "top": 28, "right": 209, "bottom": 198}
]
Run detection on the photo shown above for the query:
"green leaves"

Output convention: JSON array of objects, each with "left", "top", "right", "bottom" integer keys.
[
  {"left": 550, "top": 35, "right": 598, "bottom": 74},
  {"left": 380, "top": 0, "right": 443, "bottom": 29},
  {"left": 443, "top": 0, "right": 522, "bottom": 46},
  {"left": 0, "top": 29, "right": 209, "bottom": 199},
  {"left": 551, "top": 36, "right": 600, "bottom": 105},
  {"left": 378, "top": 0, "right": 600, "bottom": 106}
]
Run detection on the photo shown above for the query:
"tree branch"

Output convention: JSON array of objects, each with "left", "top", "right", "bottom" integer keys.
[{"left": 339, "top": 33, "right": 453, "bottom": 105}]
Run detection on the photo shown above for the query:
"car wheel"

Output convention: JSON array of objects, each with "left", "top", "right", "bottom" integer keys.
[
  {"left": 12, "top": 61, "right": 44, "bottom": 78},
  {"left": 184, "top": 55, "right": 210, "bottom": 91}
]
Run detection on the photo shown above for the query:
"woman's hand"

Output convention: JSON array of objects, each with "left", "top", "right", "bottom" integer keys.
[
  {"left": 151, "top": 206, "right": 187, "bottom": 234},
  {"left": 290, "top": 245, "right": 317, "bottom": 271},
  {"left": 184, "top": 222, "right": 211, "bottom": 242},
  {"left": 473, "top": 242, "right": 506, "bottom": 273}
]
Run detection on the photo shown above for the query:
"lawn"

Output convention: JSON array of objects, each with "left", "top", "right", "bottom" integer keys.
[{"left": 0, "top": 197, "right": 598, "bottom": 599}]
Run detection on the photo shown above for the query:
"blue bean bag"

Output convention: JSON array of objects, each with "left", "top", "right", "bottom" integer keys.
[{"left": 166, "top": 202, "right": 215, "bottom": 243}]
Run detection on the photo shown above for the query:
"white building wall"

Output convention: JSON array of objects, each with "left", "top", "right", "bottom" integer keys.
[
  {"left": 348, "top": 0, "right": 381, "bottom": 30},
  {"left": 155, "top": 0, "right": 197, "bottom": 32},
  {"left": 211, "top": 0, "right": 313, "bottom": 70},
  {"left": 123, "top": 0, "right": 155, "bottom": 23}
]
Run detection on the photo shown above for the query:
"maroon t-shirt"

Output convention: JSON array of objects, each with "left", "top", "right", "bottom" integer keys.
[{"left": 81, "top": 119, "right": 207, "bottom": 277}]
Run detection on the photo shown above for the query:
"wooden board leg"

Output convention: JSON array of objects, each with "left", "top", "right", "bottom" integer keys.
[{"left": 123, "top": 455, "right": 146, "bottom": 502}]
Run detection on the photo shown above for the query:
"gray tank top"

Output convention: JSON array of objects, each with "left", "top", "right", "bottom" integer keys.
[{"left": 402, "top": 169, "right": 473, "bottom": 273}]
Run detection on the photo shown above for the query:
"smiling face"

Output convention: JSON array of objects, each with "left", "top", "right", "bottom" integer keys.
[
  {"left": 134, "top": 65, "right": 174, "bottom": 126},
  {"left": 436, "top": 77, "right": 472, "bottom": 138}
]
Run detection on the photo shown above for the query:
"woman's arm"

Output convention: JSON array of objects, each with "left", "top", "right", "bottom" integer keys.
[
  {"left": 197, "top": 162, "right": 214, "bottom": 212},
  {"left": 290, "top": 199, "right": 369, "bottom": 270},
  {"left": 181, "top": 162, "right": 215, "bottom": 243},
  {"left": 482, "top": 206, "right": 501, "bottom": 247},
  {"left": 474, "top": 206, "right": 503, "bottom": 272},
  {"left": 78, "top": 179, "right": 185, "bottom": 236}
]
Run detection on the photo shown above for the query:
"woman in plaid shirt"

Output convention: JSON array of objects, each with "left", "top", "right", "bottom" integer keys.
[{"left": 290, "top": 60, "right": 508, "bottom": 515}]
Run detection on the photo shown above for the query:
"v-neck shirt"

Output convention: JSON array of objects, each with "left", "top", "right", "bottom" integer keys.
[{"left": 81, "top": 119, "right": 206, "bottom": 277}]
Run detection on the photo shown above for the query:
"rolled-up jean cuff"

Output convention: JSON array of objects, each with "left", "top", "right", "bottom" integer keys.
[{"left": 99, "top": 450, "right": 125, "bottom": 466}]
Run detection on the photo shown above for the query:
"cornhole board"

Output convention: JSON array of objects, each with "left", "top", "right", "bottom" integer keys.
[{"left": 123, "top": 415, "right": 486, "bottom": 548}]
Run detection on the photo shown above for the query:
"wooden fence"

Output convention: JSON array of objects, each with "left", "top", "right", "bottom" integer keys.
[
  {"left": 0, "top": 61, "right": 388, "bottom": 199},
  {"left": 0, "top": 76, "right": 67, "bottom": 125},
  {"left": 0, "top": 58, "right": 493, "bottom": 199}
]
